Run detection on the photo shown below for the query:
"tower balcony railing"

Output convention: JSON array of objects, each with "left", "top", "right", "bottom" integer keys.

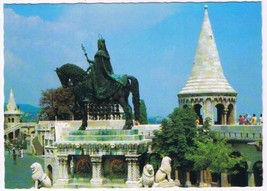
[{"left": 211, "top": 125, "right": 262, "bottom": 142}]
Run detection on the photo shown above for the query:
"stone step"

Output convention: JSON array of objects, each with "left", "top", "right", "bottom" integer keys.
[
  {"left": 65, "top": 129, "right": 144, "bottom": 142},
  {"left": 69, "top": 129, "right": 139, "bottom": 136},
  {"left": 66, "top": 134, "right": 144, "bottom": 141}
]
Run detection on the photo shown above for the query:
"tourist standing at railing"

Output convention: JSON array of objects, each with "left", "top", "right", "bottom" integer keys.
[
  {"left": 259, "top": 114, "right": 263, "bottom": 125},
  {"left": 245, "top": 113, "right": 252, "bottom": 125},
  {"left": 252, "top": 114, "right": 257, "bottom": 125},
  {"left": 238, "top": 115, "right": 244, "bottom": 125}
]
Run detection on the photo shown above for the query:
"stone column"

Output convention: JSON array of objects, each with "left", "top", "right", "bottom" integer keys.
[
  {"left": 90, "top": 155, "right": 103, "bottom": 186},
  {"left": 57, "top": 157, "right": 70, "bottom": 183},
  {"left": 204, "top": 169, "right": 211, "bottom": 187},
  {"left": 223, "top": 109, "right": 228, "bottom": 125},
  {"left": 247, "top": 170, "right": 255, "bottom": 187},
  {"left": 221, "top": 172, "right": 229, "bottom": 187},
  {"left": 185, "top": 171, "right": 192, "bottom": 187},
  {"left": 174, "top": 169, "right": 181, "bottom": 186},
  {"left": 125, "top": 155, "right": 141, "bottom": 187},
  {"left": 199, "top": 170, "right": 205, "bottom": 187}
]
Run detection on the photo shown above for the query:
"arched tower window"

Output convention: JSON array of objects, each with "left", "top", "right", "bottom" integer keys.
[
  {"left": 253, "top": 161, "right": 263, "bottom": 186},
  {"left": 214, "top": 104, "right": 224, "bottom": 125},
  {"left": 194, "top": 104, "right": 203, "bottom": 124}
]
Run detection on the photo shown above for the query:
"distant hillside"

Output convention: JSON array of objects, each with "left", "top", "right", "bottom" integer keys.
[
  {"left": 148, "top": 116, "right": 164, "bottom": 124},
  {"left": 17, "top": 104, "right": 40, "bottom": 113}
]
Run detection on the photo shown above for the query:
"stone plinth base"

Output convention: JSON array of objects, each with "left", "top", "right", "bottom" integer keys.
[
  {"left": 154, "top": 181, "right": 176, "bottom": 188},
  {"left": 174, "top": 180, "right": 181, "bottom": 186},
  {"left": 126, "top": 181, "right": 141, "bottom": 188},
  {"left": 199, "top": 182, "right": 211, "bottom": 187},
  {"left": 90, "top": 178, "right": 104, "bottom": 186},
  {"left": 185, "top": 180, "right": 192, "bottom": 187},
  {"left": 56, "top": 178, "right": 71, "bottom": 184}
]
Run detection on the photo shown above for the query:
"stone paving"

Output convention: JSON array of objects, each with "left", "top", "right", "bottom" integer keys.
[{"left": 4, "top": 151, "right": 44, "bottom": 189}]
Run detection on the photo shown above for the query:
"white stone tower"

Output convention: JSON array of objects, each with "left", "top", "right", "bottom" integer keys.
[
  {"left": 178, "top": 6, "right": 237, "bottom": 125},
  {"left": 4, "top": 89, "right": 22, "bottom": 123}
]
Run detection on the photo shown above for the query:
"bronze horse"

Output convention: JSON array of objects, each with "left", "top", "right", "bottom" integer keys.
[{"left": 55, "top": 63, "right": 140, "bottom": 130}]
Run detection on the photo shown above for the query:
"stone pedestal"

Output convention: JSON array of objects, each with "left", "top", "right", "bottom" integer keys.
[{"left": 52, "top": 128, "right": 151, "bottom": 188}]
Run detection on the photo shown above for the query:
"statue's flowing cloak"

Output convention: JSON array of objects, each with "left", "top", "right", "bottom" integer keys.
[{"left": 92, "top": 49, "right": 127, "bottom": 99}]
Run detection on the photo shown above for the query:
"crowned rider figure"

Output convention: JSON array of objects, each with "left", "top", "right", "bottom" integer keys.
[{"left": 85, "top": 37, "right": 128, "bottom": 100}]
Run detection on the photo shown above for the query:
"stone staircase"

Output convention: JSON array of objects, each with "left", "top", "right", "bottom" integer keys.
[{"left": 32, "top": 136, "right": 44, "bottom": 155}]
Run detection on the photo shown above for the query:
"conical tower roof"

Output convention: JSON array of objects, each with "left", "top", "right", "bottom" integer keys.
[
  {"left": 5, "top": 89, "right": 22, "bottom": 115},
  {"left": 179, "top": 6, "right": 236, "bottom": 95}
]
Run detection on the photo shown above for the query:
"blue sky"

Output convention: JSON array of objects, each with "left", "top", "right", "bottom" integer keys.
[{"left": 3, "top": 1, "right": 263, "bottom": 118}]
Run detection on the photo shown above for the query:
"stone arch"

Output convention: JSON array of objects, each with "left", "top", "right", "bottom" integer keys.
[
  {"left": 214, "top": 104, "right": 224, "bottom": 125},
  {"left": 194, "top": 103, "right": 203, "bottom": 124},
  {"left": 227, "top": 104, "right": 235, "bottom": 125},
  {"left": 229, "top": 152, "right": 248, "bottom": 187},
  {"left": 253, "top": 161, "right": 262, "bottom": 186},
  {"left": 46, "top": 165, "right": 53, "bottom": 185},
  {"left": 8, "top": 132, "right": 12, "bottom": 140}
]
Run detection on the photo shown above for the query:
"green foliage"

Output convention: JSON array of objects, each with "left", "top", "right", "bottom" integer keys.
[
  {"left": 139, "top": 99, "right": 148, "bottom": 124},
  {"left": 39, "top": 87, "right": 81, "bottom": 120},
  {"left": 152, "top": 107, "right": 197, "bottom": 170},
  {"left": 185, "top": 118, "right": 245, "bottom": 174}
]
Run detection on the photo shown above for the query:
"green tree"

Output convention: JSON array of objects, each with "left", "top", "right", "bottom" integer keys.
[
  {"left": 139, "top": 99, "right": 148, "bottom": 124},
  {"left": 152, "top": 107, "right": 197, "bottom": 172},
  {"left": 185, "top": 118, "right": 244, "bottom": 185},
  {"left": 39, "top": 87, "right": 79, "bottom": 120}
]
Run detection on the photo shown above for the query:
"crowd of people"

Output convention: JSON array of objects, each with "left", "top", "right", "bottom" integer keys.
[{"left": 238, "top": 113, "right": 263, "bottom": 125}]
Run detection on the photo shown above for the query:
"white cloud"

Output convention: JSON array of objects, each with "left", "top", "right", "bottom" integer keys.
[{"left": 57, "top": 4, "right": 179, "bottom": 35}]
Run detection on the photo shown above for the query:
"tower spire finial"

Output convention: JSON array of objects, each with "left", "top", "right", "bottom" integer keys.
[{"left": 204, "top": 5, "right": 208, "bottom": 15}]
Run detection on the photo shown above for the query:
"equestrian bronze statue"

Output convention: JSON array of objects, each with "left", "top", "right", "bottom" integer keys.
[{"left": 56, "top": 38, "right": 140, "bottom": 130}]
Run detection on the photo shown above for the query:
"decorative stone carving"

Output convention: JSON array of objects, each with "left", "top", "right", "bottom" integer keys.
[
  {"left": 155, "top": 156, "right": 173, "bottom": 183},
  {"left": 31, "top": 162, "right": 52, "bottom": 188},
  {"left": 139, "top": 164, "right": 154, "bottom": 187}
]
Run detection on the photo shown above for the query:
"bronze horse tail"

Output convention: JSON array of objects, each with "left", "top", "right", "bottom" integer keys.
[{"left": 128, "top": 75, "right": 140, "bottom": 122}]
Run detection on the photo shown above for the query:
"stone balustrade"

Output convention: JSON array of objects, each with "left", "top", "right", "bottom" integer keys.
[{"left": 211, "top": 125, "right": 262, "bottom": 141}]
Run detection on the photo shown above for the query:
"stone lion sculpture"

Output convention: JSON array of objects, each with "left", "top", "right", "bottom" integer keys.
[
  {"left": 31, "top": 162, "right": 52, "bottom": 189},
  {"left": 139, "top": 164, "right": 155, "bottom": 187},
  {"left": 155, "top": 156, "right": 173, "bottom": 183}
]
